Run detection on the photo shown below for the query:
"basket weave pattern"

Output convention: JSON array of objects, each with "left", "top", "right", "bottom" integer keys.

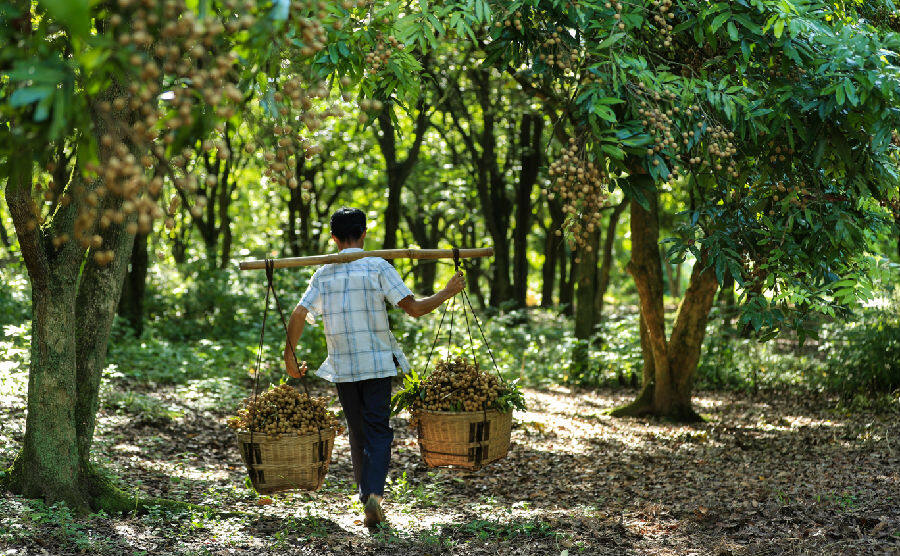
[
  {"left": 236, "top": 429, "right": 335, "bottom": 494},
  {"left": 416, "top": 409, "right": 512, "bottom": 470}
]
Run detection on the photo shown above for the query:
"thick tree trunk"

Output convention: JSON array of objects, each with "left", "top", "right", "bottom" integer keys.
[
  {"left": 118, "top": 232, "right": 148, "bottom": 336},
  {"left": 610, "top": 179, "right": 718, "bottom": 422},
  {"left": 75, "top": 214, "right": 136, "bottom": 468},
  {"left": 3, "top": 66, "right": 150, "bottom": 510},
  {"left": 9, "top": 264, "right": 83, "bottom": 507}
]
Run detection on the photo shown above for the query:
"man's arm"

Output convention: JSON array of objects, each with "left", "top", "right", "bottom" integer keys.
[
  {"left": 398, "top": 271, "right": 465, "bottom": 318},
  {"left": 284, "top": 304, "right": 309, "bottom": 378}
]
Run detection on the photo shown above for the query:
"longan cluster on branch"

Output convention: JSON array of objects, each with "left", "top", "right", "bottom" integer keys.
[
  {"left": 227, "top": 384, "right": 343, "bottom": 438},
  {"left": 365, "top": 32, "right": 400, "bottom": 73},
  {"left": 545, "top": 138, "right": 609, "bottom": 252},
  {"left": 405, "top": 357, "right": 504, "bottom": 427},
  {"left": 632, "top": 81, "right": 739, "bottom": 180},
  {"left": 29, "top": 0, "right": 265, "bottom": 266},
  {"left": 649, "top": 0, "right": 676, "bottom": 47}
]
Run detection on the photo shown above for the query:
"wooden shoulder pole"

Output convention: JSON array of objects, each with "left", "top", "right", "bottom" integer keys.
[{"left": 238, "top": 247, "right": 494, "bottom": 270}]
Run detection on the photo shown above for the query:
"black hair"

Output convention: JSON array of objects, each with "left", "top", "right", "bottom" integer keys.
[{"left": 330, "top": 207, "right": 366, "bottom": 242}]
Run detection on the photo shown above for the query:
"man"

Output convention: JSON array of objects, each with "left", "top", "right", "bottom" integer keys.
[{"left": 283, "top": 207, "right": 465, "bottom": 530}]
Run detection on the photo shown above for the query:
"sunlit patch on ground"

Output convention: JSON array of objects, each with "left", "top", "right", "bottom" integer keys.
[{"left": 1, "top": 376, "right": 898, "bottom": 554}]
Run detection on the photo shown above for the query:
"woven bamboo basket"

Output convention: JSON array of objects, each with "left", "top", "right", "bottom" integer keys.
[
  {"left": 415, "top": 409, "right": 512, "bottom": 470},
  {"left": 236, "top": 429, "right": 336, "bottom": 494}
]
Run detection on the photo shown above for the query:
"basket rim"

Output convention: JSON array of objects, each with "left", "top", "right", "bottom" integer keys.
[
  {"left": 414, "top": 408, "right": 513, "bottom": 416},
  {"left": 234, "top": 428, "right": 338, "bottom": 441}
]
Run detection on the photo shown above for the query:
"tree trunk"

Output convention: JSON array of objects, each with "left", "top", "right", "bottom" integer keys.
[
  {"left": 376, "top": 101, "right": 429, "bottom": 251},
  {"left": 3, "top": 70, "right": 152, "bottom": 510},
  {"left": 540, "top": 199, "right": 565, "bottom": 308},
  {"left": 595, "top": 200, "right": 626, "bottom": 318},
  {"left": 574, "top": 228, "right": 601, "bottom": 339},
  {"left": 0, "top": 204, "right": 11, "bottom": 250},
  {"left": 664, "top": 256, "right": 681, "bottom": 298},
  {"left": 559, "top": 245, "right": 576, "bottom": 316},
  {"left": 286, "top": 185, "right": 301, "bottom": 257},
  {"left": 11, "top": 276, "right": 83, "bottom": 507},
  {"left": 718, "top": 272, "right": 736, "bottom": 328},
  {"left": 540, "top": 233, "right": 558, "bottom": 308},
  {"left": 610, "top": 179, "right": 718, "bottom": 422},
  {"left": 512, "top": 114, "right": 542, "bottom": 307},
  {"left": 118, "top": 232, "right": 149, "bottom": 336}
]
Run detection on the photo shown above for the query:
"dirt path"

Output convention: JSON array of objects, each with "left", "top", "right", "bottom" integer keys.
[{"left": 1, "top": 381, "right": 898, "bottom": 555}]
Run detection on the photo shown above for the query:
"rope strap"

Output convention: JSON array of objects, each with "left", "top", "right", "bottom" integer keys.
[{"left": 249, "top": 259, "right": 320, "bottom": 447}]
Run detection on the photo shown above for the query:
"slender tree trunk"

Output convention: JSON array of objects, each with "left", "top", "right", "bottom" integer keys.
[
  {"left": 376, "top": 101, "right": 429, "bottom": 251},
  {"left": 718, "top": 273, "right": 736, "bottom": 328},
  {"left": 610, "top": 179, "right": 718, "bottom": 422},
  {"left": 574, "top": 228, "right": 601, "bottom": 339},
  {"left": 540, "top": 199, "right": 564, "bottom": 307},
  {"left": 559, "top": 245, "right": 576, "bottom": 316},
  {"left": 0, "top": 205, "right": 11, "bottom": 250},
  {"left": 286, "top": 186, "right": 301, "bottom": 257},
  {"left": 464, "top": 223, "right": 485, "bottom": 307},
  {"left": 118, "top": 232, "right": 148, "bottom": 336},
  {"left": 664, "top": 256, "right": 681, "bottom": 298},
  {"left": 512, "top": 114, "right": 542, "bottom": 307},
  {"left": 540, "top": 233, "right": 558, "bottom": 307},
  {"left": 595, "top": 200, "right": 626, "bottom": 318}
]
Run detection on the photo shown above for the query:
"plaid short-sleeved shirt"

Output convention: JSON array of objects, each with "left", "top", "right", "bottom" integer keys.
[{"left": 298, "top": 248, "right": 414, "bottom": 383}]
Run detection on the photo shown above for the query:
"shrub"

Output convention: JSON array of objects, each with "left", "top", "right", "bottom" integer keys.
[{"left": 820, "top": 290, "right": 900, "bottom": 395}]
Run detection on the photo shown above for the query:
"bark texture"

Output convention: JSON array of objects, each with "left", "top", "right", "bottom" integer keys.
[
  {"left": 574, "top": 228, "right": 601, "bottom": 339},
  {"left": 512, "top": 113, "right": 543, "bottom": 307},
  {"left": 4, "top": 75, "right": 141, "bottom": 511},
  {"left": 595, "top": 200, "right": 626, "bottom": 317},
  {"left": 118, "top": 231, "right": 148, "bottom": 336},
  {"left": 376, "top": 100, "right": 429, "bottom": 251},
  {"left": 610, "top": 179, "right": 719, "bottom": 422}
]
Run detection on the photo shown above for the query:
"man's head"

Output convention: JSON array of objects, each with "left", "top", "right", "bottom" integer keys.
[{"left": 330, "top": 207, "right": 367, "bottom": 248}]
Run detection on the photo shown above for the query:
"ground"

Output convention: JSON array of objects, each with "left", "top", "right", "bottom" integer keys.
[{"left": 1, "top": 374, "right": 898, "bottom": 555}]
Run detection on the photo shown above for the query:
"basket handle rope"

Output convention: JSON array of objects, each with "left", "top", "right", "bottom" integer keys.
[
  {"left": 263, "top": 260, "right": 325, "bottom": 451},
  {"left": 247, "top": 260, "right": 325, "bottom": 458},
  {"left": 246, "top": 260, "right": 276, "bottom": 462}
]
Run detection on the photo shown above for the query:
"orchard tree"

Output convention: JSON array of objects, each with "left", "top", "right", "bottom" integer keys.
[
  {"left": 484, "top": 0, "right": 900, "bottom": 420},
  {"left": 0, "top": 0, "right": 359, "bottom": 511}
]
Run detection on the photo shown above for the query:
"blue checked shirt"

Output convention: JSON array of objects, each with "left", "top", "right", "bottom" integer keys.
[{"left": 298, "top": 248, "right": 414, "bottom": 383}]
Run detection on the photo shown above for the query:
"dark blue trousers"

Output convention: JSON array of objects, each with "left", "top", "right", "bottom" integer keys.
[{"left": 335, "top": 377, "right": 393, "bottom": 503}]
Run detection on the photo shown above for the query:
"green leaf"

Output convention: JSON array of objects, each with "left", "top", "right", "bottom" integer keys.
[
  {"left": 773, "top": 19, "right": 784, "bottom": 39},
  {"left": 727, "top": 21, "right": 739, "bottom": 41},
  {"left": 593, "top": 104, "right": 616, "bottom": 123},
  {"left": 600, "top": 144, "right": 624, "bottom": 159},
  {"left": 597, "top": 33, "right": 624, "bottom": 49},
  {"left": 710, "top": 12, "right": 731, "bottom": 34},
  {"left": 38, "top": 0, "right": 91, "bottom": 38}
]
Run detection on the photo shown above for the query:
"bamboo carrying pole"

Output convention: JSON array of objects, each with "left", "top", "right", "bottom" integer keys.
[{"left": 238, "top": 248, "right": 494, "bottom": 270}]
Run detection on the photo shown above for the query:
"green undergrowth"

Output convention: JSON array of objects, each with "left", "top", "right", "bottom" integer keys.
[{"left": 1, "top": 265, "right": 898, "bottom": 408}]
